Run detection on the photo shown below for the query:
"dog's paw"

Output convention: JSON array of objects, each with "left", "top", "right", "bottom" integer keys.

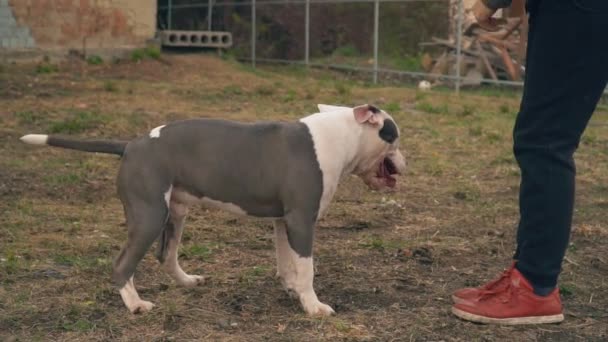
[
  {"left": 303, "top": 301, "right": 335, "bottom": 317},
  {"left": 179, "top": 275, "right": 205, "bottom": 287},
  {"left": 129, "top": 300, "right": 155, "bottom": 314}
]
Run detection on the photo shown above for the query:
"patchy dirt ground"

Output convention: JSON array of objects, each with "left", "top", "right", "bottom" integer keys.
[{"left": 1, "top": 54, "right": 607, "bottom": 341}]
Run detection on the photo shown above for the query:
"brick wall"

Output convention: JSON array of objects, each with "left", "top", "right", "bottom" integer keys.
[{"left": 0, "top": 0, "right": 156, "bottom": 59}]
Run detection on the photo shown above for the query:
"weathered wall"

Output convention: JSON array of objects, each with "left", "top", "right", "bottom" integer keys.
[{"left": 0, "top": 0, "right": 156, "bottom": 59}]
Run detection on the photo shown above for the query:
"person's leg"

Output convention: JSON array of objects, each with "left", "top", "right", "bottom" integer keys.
[
  {"left": 451, "top": 0, "right": 544, "bottom": 304},
  {"left": 512, "top": 0, "right": 608, "bottom": 292},
  {"left": 452, "top": 0, "right": 608, "bottom": 324}
]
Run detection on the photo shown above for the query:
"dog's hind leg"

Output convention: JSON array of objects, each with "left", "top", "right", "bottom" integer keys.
[
  {"left": 116, "top": 276, "right": 151, "bottom": 314},
  {"left": 158, "top": 202, "right": 205, "bottom": 287},
  {"left": 112, "top": 193, "right": 169, "bottom": 314}
]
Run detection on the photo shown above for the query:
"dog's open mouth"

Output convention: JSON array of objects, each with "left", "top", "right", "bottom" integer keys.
[{"left": 376, "top": 157, "right": 399, "bottom": 188}]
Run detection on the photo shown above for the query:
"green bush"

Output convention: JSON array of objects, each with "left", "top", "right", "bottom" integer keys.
[
  {"left": 86, "top": 55, "right": 103, "bottom": 65},
  {"left": 36, "top": 63, "right": 59, "bottom": 74},
  {"left": 131, "top": 47, "right": 161, "bottom": 62},
  {"left": 333, "top": 44, "right": 359, "bottom": 57}
]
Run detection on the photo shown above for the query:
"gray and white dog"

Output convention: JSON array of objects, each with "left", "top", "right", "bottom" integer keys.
[{"left": 20, "top": 103, "right": 406, "bottom": 316}]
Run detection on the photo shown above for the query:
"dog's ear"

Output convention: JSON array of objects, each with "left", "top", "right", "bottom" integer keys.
[{"left": 353, "top": 104, "right": 382, "bottom": 125}]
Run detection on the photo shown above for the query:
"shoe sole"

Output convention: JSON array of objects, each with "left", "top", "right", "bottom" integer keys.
[
  {"left": 452, "top": 295, "right": 480, "bottom": 305},
  {"left": 451, "top": 294, "right": 468, "bottom": 304},
  {"left": 451, "top": 307, "right": 564, "bottom": 325}
]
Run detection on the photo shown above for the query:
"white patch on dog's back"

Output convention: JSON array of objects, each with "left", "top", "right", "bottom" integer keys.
[
  {"left": 149, "top": 125, "right": 165, "bottom": 138},
  {"left": 164, "top": 185, "right": 173, "bottom": 208}
]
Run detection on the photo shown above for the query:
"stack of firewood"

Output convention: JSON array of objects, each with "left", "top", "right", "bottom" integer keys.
[{"left": 420, "top": 17, "right": 527, "bottom": 86}]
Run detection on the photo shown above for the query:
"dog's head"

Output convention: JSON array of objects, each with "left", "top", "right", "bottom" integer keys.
[{"left": 317, "top": 104, "right": 406, "bottom": 190}]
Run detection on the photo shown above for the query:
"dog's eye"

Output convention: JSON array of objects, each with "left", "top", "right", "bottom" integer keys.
[{"left": 379, "top": 119, "right": 398, "bottom": 143}]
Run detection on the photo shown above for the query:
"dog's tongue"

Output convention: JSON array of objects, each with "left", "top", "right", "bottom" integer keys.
[{"left": 377, "top": 159, "right": 397, "bottom": 188}]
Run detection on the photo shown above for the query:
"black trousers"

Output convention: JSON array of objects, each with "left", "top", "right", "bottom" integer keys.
[{"left": 512, "top": 0, "right": 608, "bottom": 288}]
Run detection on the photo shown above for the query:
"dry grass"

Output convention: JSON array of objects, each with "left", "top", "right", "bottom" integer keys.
[{"left": 1, "top": 54, "right": 608, "bottom": 341}]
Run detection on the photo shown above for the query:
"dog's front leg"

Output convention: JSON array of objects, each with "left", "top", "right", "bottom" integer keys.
[
  {"left": 273, "top": 219, "right": 295, "bottom": 294},
  {"left": 282, "top": 212, "right": 334, "bottom": 316}
]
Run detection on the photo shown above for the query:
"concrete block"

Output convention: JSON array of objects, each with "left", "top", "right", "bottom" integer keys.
[
  {"left": 0, "top": 9, "right": 13, "bottom": 19},
  {"left": 4, "top": 38, "right": 14, "bottom": 48},
  {"left": 17, "top": 38, "right": 28, "bottom": 48},
  {"left": 0, "top": 28, "right": 19, "bottom": 39},
  {"left": 13, "top": 29, "right": 28, "bottom": 40},
  {"left": 25, "top": 35, "right": 34, "bottom": 47},
  {"left": 0, "top": 0, "right": 9, "bottom": 7},
  {"left": 17, "top": 37, "right": 30, "bottom": 48},
  {"left": 0, "top": 16, "right": 17, "bottom": 26},
  {"left": 14, "top": 38, "right": 24, "bottom": 48},
  {"left": 160, "top": 30, "right": 232, "bottom": 48},
  {"left": 12, "top": 37, "right": 23, "bottom": 48},
  {"left": 5, "top": 29, "right": 18, "bottom": 38}
]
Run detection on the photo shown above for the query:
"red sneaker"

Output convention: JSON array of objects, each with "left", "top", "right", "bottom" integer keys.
[
  {"left": 451, "top": 268, "right": 564, "bottom": 325},
  {"left": 452, "top": 262, "right": 516, "bottom": 304}
]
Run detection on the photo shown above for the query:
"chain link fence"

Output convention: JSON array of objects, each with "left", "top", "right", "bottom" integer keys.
[{"left": 157, "top": 0, "right": 531, "bottom": 93}]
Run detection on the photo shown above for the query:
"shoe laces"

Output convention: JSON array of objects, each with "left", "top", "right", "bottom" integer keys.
[
  {"left": 480, "top": 264, "right": 514, "bottom": 292},
  {"left": 479, "top": 279, "right": 518, "bottom": 303},
  {"left": 478, "top": 266, "right": 518, "bottom": 303}
]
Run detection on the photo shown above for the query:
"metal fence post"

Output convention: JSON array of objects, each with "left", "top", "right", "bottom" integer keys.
[
  {"left": 305, "top": 0, "right": 310, "bottom": 66},
  {"left": 252, "top": 0, "right": 256, "bottom": 68},
  {"left": 167, "top": 0, "right": 173, "bottom": 30},
  {"left": 207, "top": 0, "right": 213, "bottom": 31},
  {"left": 373, "top": 0, "right": 379, "bottom": 84},
  {"left": 455, "top": 0, "right": 463, "bottom": 94}
]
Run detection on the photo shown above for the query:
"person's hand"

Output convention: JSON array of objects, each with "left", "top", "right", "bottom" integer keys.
[{"left": 472, "top": 0, "right": 503, "bottom": 32}]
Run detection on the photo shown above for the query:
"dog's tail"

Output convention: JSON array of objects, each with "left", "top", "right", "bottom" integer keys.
[{"left": 20, "top": 134, "right": 128, "bottom": 156}]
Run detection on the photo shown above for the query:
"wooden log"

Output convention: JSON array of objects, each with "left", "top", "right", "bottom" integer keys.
[
  {"left": 516, "top": 14, "right": 528, "bottom": 65},
  {"left": 475, "top": 40, "right": 498, "bottom": 81},
  {"left": 498, "top": 17, "right": 522, "bottom": 40},
  {"left": 500, "top": 47, "right": 519, "bottom": 80},
  {"left": 429, "top": 52, "right": 449, "bottom": 80},
  {"left": 478, "top": 35, "right": 519, "bottom": 50}
]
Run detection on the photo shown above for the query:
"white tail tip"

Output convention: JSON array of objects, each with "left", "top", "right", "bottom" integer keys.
[{"left": 20, "top": 134, "right": 48, "bottom": 145}]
